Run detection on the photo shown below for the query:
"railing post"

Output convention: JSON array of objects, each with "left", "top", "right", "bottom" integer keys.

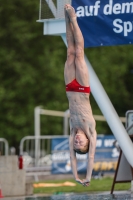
[
  {"left": 34, "top": 106, "right": 41, "bottom": 166},
  {"left": 63, "top": 109, "right": 70, "bottom": 135},
  {"left": 0, "top": 138, "right": 9, "bottom": 155}
]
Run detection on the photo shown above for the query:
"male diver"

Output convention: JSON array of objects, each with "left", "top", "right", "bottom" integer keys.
[{"left": 64, "top": 4, "right": 97, "bottom": 187}]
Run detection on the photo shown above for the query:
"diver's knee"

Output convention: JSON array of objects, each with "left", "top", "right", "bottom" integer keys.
[{"left": 75, "top": 46, "right": 84, "bottom": 58}]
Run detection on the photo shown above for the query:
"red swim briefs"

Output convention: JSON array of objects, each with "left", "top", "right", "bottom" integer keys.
[{"left": 66, "top": 79, "right": 90, "bottom": 93}]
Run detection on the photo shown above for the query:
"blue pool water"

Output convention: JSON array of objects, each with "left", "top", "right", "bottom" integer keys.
[{"left": 26, "top": 193, "right": 133, "bottom": 200}]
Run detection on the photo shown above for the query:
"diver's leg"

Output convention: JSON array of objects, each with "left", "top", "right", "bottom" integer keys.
[
  {"left": 64, "top": 5, "right": 76, "bottom": 85},
  {"left": 66, "top": 5, "right": 89, "bottom": 86}
]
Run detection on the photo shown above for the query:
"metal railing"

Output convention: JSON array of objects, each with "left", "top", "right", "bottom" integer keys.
[
  {"left": 0, "top": 138, "right": 9, "bottom": 155},
  {"left": 20, "top": 135, "right": 68, "bottom": 167},
  {"left": 20, "top": 135, "right": 69, "bottom": 181},
  {"left": 38, "top": 0, "right": 71, "bottom": 20}
]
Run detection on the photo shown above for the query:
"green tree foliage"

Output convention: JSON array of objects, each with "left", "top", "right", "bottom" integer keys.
[
  {"left": 0, "top": 1, "right": 133, "bottom": 152},
  {"left": 0, "top": 0, "right": 67, "bottom": 151}
]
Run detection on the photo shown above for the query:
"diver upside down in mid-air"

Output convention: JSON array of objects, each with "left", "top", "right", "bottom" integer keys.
[{"left": 64, "top": 4, "right": 97, "bottom": 187}]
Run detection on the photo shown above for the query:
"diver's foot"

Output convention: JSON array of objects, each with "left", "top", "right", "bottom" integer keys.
[{"left": 65, "top": 4, "right": 77, "bottom": 23}]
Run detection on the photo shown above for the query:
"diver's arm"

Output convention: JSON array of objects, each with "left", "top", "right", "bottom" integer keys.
[
  {"left": 69, "top": 134, "right": 78, "bottom": 179},
  {"left": 84, "top": 130, "right": 97, "bottom": 184},
  {"left": 69, "top": 133, "right": 83, "bottom": 184}
]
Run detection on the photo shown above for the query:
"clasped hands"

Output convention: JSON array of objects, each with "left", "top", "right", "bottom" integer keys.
[{"left": 75, "top": 178, "right": 90, "bottom": 187}]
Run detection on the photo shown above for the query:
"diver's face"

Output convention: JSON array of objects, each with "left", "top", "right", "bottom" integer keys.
[{"left": 74, "top": 131, "right": 88, "bottom": 150}]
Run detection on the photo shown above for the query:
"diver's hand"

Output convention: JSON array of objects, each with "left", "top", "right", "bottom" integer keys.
[
  {"left": 82, "top": 179, "right": 90, "bottom": 187},
  {"left": 75, "top": 178, "right": 83, "bottom": 185}
]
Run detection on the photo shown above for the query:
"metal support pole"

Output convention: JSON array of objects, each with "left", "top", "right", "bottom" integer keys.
[
  {"left": 4, "top": 139, "right": 9, "bottom": 156},
  {"left": 61, "top": 33, "right": 133, "bottom": 167},
  {"left": 34, "top": 106, "right": 41, "bottom": 166},
  {"left": 39, "top": 0, "right": 42, "bottom": 20}
]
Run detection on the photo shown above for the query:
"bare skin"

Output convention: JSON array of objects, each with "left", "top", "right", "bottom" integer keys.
[{"left": 64, "top": 4, "right": 97, "bottom": 187}]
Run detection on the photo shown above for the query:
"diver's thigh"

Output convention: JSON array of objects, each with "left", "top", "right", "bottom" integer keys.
[
  {"left": 64, "top": 57, "right": 76, "bottom": 85},
  {"left": 75, "top": 59, "right": 89, "bottom": 86}
]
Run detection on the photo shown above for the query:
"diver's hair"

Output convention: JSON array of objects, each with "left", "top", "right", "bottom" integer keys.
[{"left": 74, "top": 143, "right": 89, "bottom": 155}]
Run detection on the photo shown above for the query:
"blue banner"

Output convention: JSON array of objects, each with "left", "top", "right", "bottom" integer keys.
[
  {"left": 72, "top": 0, "right": 133, "bottom": 47},
  {"left": 51, "top": 135, "right": 119, "bottom": 174}
]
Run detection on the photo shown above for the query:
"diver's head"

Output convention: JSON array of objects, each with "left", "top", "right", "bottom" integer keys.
[{"left": 74, "top": 129, "right": 89, "bottom": 154}]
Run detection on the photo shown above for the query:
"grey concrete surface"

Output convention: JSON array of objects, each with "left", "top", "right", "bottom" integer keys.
[
  {"left": 0, "top": 155, "right": 18, "bottom": 172},
  {"left": 0, "top": 156, "right": 26, "bottom": 197},
  {"left": 0, "top": 170, "right": 25, "bottom": 197}
]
